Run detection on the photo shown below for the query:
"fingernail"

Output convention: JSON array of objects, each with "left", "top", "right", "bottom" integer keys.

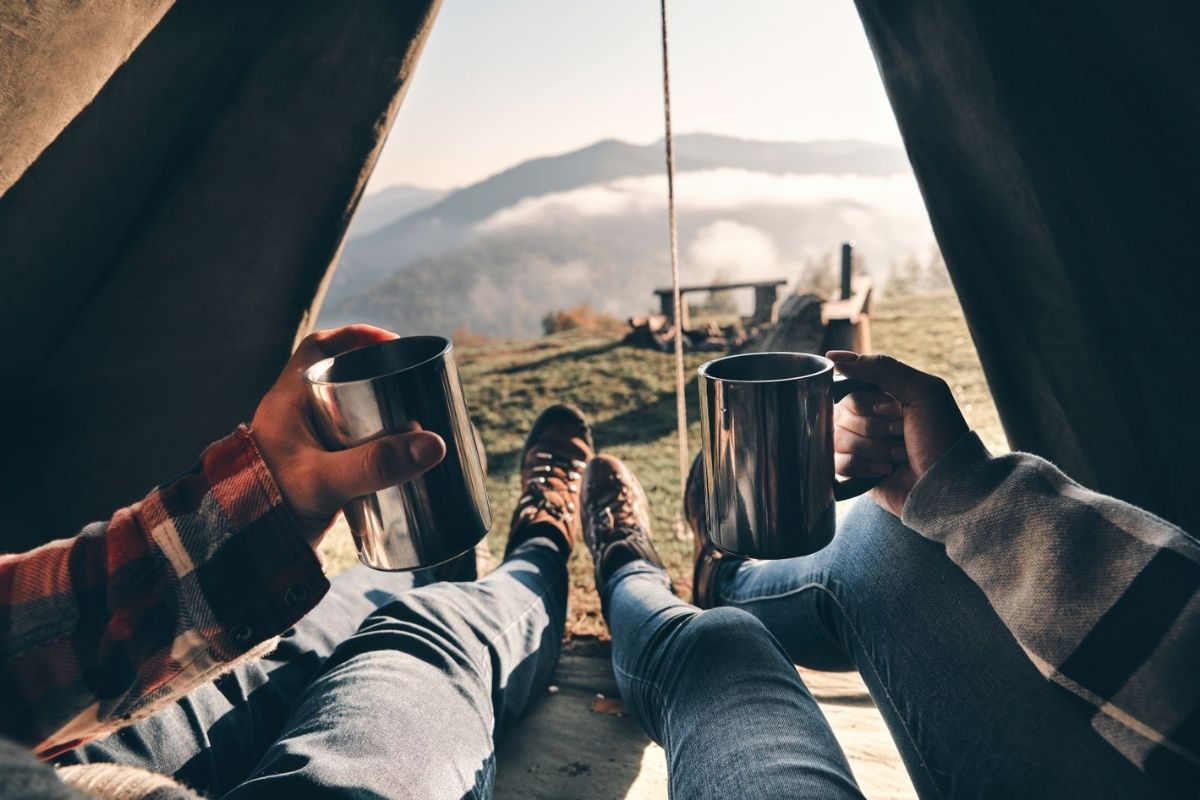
[
  {"left": 887, "top": 419, "right": 904, "bottom": 435},
  {"left": 874, "top": 401, "right": 899, "bottom": 414},
  {"left": 870, "top": 462, "right": 893, "bottom": 474},
  {"left": 890, "top": 446, "right": 908, "bottom": 462},
  {"left": 827, "top": 351, "right": 859, "bottom": 363},
  {"left": 409, "top": 435, "right": 443, "bottom": 466}
]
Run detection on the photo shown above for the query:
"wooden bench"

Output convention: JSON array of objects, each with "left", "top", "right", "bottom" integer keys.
[{"left": 652, "top": 279, "right": 788, "bottom": 329}]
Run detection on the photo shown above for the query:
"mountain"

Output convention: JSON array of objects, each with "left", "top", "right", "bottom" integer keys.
[
  {"left": 653, "top": 133, "right": 911, "bottom": 176},
  {"left": 323, "top": 136, "right": 910, "bottom": 307},
  {"left": 324, "top": 139, "right": 665, "bottom": 305},
  {"left": 346, "top": 184, "right": 448, "bottom": 238},
  {"left": 319, "top": 135, "right": 934, "bottom": 337}
]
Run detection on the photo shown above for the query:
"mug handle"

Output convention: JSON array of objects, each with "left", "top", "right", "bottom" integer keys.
[{"left": 831, "top": 377, "right": 889, "bottom": 501}]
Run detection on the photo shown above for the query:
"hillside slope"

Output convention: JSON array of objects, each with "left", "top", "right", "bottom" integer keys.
[{"left": 347, "top": 184, "right": 448, "bottom": 238}]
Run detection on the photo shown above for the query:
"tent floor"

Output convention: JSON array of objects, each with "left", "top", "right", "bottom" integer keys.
[{"left": 493, "top": 640, "right": 916, "bottom": 799}]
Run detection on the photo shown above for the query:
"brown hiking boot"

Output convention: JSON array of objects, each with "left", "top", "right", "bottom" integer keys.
[
  {"left": 581, "top": 455, "right": 666, "bottom": 592},
  {"left": 685, "top": 451, "right": 735, "bottom": 608},
  {"left": 505, "top": 404, "right": 594, "bottom": 559}
]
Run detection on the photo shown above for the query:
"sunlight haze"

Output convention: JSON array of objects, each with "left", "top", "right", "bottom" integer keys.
[{"left": 367, "top": 0, "right": 900, "bottom": 191}]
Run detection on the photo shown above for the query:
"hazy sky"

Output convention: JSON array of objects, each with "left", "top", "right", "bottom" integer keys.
[{"left": 367, "top": 0, "right": 901, "bottom": 192}]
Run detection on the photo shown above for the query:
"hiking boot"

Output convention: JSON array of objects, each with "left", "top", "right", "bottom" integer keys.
[
  {"left": 581, "top": 454, "right": 666, "bottom": 592},
  {"left": 505, "top": 404, "right": 594, "bottom": 559},
  {"left": 685, "top": 451, "right": 736, "bottom": 608}
]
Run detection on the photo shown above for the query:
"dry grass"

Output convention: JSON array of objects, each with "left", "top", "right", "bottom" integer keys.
[
  {"left": 541, "top": 305, "right": 626, "bottom": 336},
  {"left": 318, "top": 291, "right": 1006, "bottom": 638}
]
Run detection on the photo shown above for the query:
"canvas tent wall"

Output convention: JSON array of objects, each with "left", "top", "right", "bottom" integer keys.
[
  {"left": 1, "top": 0, "right": 1197, "bottom": 550},
  {"left": 853, "top": 0, "right": 1200, "bottom": 533},
  {"left": 0, "top": 0, "right": 440, "bottom": 549}
]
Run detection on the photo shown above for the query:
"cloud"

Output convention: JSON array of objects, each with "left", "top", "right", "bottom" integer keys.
[
  {"left": 476, "top": 168, "right": 931, "bottom": 230},
  {"left": 688, "top": 220, "right": 780, "bottom": 283},
  {"left": 473, "top": 168, "right": 939, "bottom": 287}
]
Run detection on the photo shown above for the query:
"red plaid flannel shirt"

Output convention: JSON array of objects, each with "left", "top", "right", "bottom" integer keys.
[{"left": 0, "top": 426, "right": 329, "bottom": 758}]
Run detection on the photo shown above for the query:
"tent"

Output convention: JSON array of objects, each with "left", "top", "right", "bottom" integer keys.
[
  {"left": 1, "top": 0, "right": 1197, "bottom": 552},
  {"left": 0, "top": 0, "right": 440, "bottom": 549}
]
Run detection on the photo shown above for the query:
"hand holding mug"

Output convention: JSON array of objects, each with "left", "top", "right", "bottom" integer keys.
[
  {"left": 827, "top": 351, "right": 969, "bottom": 517},
  {"left": 304, "top": 333, "right": 491, "bottom": 571},
  {"left": 250, "top": 325, "right": 447, "bottom": 549},
  {"left": 698, "top": 351, "right": 888, "bottom": 559}
]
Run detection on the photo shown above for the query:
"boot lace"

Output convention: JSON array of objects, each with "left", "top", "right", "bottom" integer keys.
[
  {"left": 591, "top": 480, "right": 644, "bottom": 542},
  {"left": 515, "top": 451, "right": 584, "bottom": 525}
]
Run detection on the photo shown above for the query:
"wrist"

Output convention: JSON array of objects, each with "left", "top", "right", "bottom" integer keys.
[
  {"left": 901, "top": 429, "right": 988, "bottom": 525},
  {"left": 241, "top": 426, "right": 327, "bottom": 549}
]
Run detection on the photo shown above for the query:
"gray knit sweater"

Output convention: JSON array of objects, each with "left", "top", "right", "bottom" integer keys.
[{"left": 903, "top": 432, "right": 1199, "bottom": 786}]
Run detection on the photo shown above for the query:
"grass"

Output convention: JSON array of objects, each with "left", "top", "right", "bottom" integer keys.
[{"left": 318, "top": 291, "right": 1006, "bottom": 638}]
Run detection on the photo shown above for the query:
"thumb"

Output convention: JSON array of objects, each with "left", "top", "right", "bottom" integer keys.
[
  {"left": 826, "top": 351, "right": 937, "bottom": 405},
  {"left": 318, "top": 431, "right": 446, "bottom": 506}
]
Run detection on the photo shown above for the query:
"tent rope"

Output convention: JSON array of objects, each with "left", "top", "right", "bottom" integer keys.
[{"left": 659, "top": 0, "right": 689, "bottom": 539}]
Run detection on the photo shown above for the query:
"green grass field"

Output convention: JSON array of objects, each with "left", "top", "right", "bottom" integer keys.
[{"left": 319, "top": 290, "right": 1006, "bottom": 638}]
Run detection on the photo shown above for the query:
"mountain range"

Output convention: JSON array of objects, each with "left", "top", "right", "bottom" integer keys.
[{"left": 320, "top": 134, "right": 934, "bottom": 338}]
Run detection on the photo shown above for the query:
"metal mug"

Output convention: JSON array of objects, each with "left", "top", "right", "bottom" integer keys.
[
  {"left": 304, "top": 335, "right": 491, "bottom": 571},
  {"left": 697, "top": 352, "right": 884, "bottom": 559}
]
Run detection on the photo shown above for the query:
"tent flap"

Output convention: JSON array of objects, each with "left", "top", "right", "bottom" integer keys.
[{"left": 855, "top": 0, "right": 1200, "bottom": 532}]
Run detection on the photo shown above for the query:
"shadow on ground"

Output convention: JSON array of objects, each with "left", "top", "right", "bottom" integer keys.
[
  {"left": 482, "top": 374, "right": 703, "bottom": 480},
  {"left": 492, "top": 341, "right": 624, "bottom": 376},
  {"left": 591, "top": 375, "right": 701, "bottom": 449}
]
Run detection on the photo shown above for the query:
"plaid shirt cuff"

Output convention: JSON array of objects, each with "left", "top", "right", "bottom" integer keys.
[
  {"left": 3, "top": 426, "right": 330, "bottom": 758},
  {"left": 166, "top": 425, "right": 329, "bottom": 660}
]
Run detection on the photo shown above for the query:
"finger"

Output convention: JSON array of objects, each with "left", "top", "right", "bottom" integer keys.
[
  {"left": 835, "top": 408, "right": 904, "bottom": 438},
  {"left": 316, "top": 431, "right": 446, "bottom": 507},
  {"left": 834, "top": 427, "right": 907, "bottom": 463},
  {"left": 291, "top": 325, "right": 400, "bottom": 371},
  {"left": 826, "top": 352, "right": 938, "bottom": 406},
  {"left": 835, "top": 389, "right": 901, "bottom": 417},
  {"left": 835, "top": 452, "right": 894, "bottom": 478}
]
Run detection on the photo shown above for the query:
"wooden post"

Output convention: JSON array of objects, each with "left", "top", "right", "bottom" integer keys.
[
  {"left": 840, "top": 242, "right": 853, "bottom": 300},
  {"left": 659, "top": 291, "right": 675, "bottom": 321},
  {"left": 750, "top": 284, "right": 780, "bottom": 326},
  {"left": 658, "top": 289, "right": 688, "bottom": 328}
]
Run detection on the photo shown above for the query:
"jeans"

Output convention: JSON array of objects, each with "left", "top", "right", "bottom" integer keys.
[
  {"left": 57, "top": 535, "right": 567, "bottom": 800},
  {"left": 605, "top": 499, "right": 1165, "bottom": 799},
  {"left": 57, "top": 502, "right": 1168, "bottom": 799}
]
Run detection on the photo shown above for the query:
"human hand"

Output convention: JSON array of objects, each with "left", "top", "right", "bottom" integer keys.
[
  {"left": 827, "top": 351, "right": 969, "bottom": 517},
  {"left": 251, "top": 325, "right": 447, "bottom": 548}
]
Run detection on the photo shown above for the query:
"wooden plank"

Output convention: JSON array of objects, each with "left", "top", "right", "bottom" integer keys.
[
  {"left": 493, "top": 646, "right": 916, "bottom": 799},
  {"left": 653, "top": 278, "right": 788, "bottom": 296},
  {"left": 822, "top": 276, "right": 873, "bottom": 323},
  {"left": 749, "top": 283, "right": 781, "bottom": 326}
]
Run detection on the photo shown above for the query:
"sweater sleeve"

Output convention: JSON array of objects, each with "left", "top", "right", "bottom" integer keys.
[
  {"left": 902, "top": 432, "right": 1200, "bottom": 779},
  {"left": 0, "top": 426, "right": 330, "bottom": 758}
]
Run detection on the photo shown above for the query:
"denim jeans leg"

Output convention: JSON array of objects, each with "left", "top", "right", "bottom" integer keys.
[
  {"left": 603, "top": 561, "right": 865, "bottom": 800},
  {"left": 223, "top": 537, "right": 568, "bottom": 800},
  {"left": 54, "top": 564, "right": 434, "bottom": 796},
  {"left": 715, "top": 498, "right": 1163, "bottom": 799}
]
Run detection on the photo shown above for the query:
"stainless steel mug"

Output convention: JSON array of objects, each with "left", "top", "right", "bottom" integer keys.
[
  {"left": 698, "top": 352, "right": 884, "bottom": 559},
  {"left": 304, "top": 336, "right": 491, "bottom": 571}
]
